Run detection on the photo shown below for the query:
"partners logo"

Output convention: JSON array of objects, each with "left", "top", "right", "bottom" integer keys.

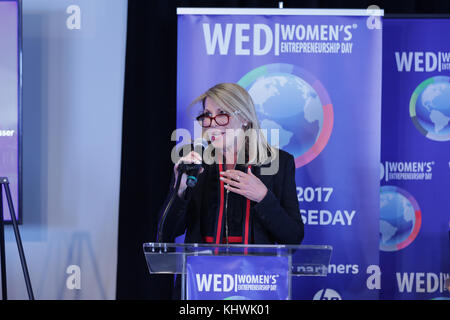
[
  {"left": 380, "top": 186, "right": 422, "bottom": 252},
  {"left": 238, "top": 63, "right": 334, "bottom": 168},
  {"left": 409, "top": 76, "right": 450, "bottom": 142},
  {"left": 313, "top": 288, "right": 342, "bottom": 300},
  {"left": 380, "top": 161, "right": 434, "bottom": 182}
]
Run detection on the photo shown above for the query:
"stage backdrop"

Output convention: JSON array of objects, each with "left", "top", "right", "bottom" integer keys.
[
  {"left": 176, "top": 8, "right": 383, "bottom": 300},
  {"left": 380, "top": 18, "right": 450, "bottom": 300},
  {"left": 2, "top": 0, "right": 127, "bottom": 299}
]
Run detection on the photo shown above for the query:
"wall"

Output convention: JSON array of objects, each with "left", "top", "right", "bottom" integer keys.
[{"left": 2, "top": 0, "right": 127, "bottom": 299}]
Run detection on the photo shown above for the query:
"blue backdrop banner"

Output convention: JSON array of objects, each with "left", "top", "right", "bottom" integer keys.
[
  {"left": 177, "top": 8, "right": 383, "bottom": 300},
  {"left": 380, "top": 18, "right": 450, "bottom": 300}
]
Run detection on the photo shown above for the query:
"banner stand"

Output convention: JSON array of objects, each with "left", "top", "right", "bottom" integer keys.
[
  {"left": 176, "top": 7, "right": 383, "bottom": 299},
  {"left": 0, "top": 177, "right": 34, "bottom": 300}
]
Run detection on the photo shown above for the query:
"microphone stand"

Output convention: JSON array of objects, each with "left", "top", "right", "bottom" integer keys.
[
  {"left": 0, "top": 177, "right": 34, "bottom": 300},
  {"left": 157, "top": 170, "right": 182, "bottom": 243},
  {"left": 157, "top": 163, "right": 202, "bottom": 242}
]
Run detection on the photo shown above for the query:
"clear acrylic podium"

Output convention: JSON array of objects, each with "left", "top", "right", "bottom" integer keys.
[{"left": 144, "top": 243, "right": 332, "bottom": 300}]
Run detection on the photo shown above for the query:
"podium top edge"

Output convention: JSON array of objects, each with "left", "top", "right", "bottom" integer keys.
[
  {"left": 176, "top": 8, "right": 384, "bottom": 17},
  {"left": 144, "top": 242, "right": 332, "bottom": 251}
]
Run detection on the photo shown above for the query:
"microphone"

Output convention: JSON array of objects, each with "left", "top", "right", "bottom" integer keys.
[{"left": 177, "top": 138, "right": 208, "bottom": 187}]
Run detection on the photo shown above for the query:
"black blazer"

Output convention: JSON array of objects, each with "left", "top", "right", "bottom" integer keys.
[{"left": 158, "top": 149, "right": 304, "bottom": 245}]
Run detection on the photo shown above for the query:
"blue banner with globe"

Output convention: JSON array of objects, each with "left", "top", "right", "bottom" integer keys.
[
  {"left": 380, "top": 18, "right": 450, "bottom": 300},
  {"left": 176, "top": 9, "right": 383, "bottom": 299}
]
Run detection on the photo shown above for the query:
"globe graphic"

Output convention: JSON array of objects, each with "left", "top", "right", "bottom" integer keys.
[
  {"left": 247, "top": 73, "right": 324, "bottom": 160},
  {"left": 411, "top": 76, "right": 450, "bottom": 141},
  {"left": 380, "top": 186, "right": 421, "bottom": 252}
]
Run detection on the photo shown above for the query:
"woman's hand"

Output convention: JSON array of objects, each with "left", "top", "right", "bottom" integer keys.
[
  {"left": 174, "top": 151, "right": 204, "bottom": 198},
  {"left": 219, "top": 167, "right": 268, "bottom": 202}
]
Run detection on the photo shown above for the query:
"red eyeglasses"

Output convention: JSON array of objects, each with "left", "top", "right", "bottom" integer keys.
[{"left": 196, "top": 113, "right": 231, "bottom": 128}]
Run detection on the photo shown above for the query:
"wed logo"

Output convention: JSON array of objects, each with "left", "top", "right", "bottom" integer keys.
[
  {"left": 381, "top": 161, "right": 434, "bottom": 182},
  {"left": 202, "top": 22, "right": 356, "bottom": 56},
  {"left": 195, "top": 273, "right": 280, "bottom": 293}
]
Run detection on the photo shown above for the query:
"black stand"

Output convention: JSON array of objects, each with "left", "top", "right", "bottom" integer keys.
[
  {"left": 157, "top": 170, "right": 182, "bottom": 242},
  {"left": 157, "top": 163, "right": 201, "bottom": 242},
  {"left": 0, "top": 177, "right": 34, "bottom": 300}
]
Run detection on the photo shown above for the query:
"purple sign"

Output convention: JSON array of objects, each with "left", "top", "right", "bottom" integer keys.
[
  {"left": 186, "top": 255, "right": 289, "bottom": 300},
  {"left": 0, "top": 0, "right": 20, "bottom": 222},
  {"left": 380, "top": 18, "right": 450, "bottom": 300},
  {"left": 177, "top": 9, "right": 383, "bottom": 300}
]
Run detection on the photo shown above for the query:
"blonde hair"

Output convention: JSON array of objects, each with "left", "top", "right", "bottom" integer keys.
[{"left": 190, "top": 83, "right": 277, "bottom": 166}]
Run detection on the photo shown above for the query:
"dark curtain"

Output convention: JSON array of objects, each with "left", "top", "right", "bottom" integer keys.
[{"left": 116, "top": 0, "right": 450, "bottom": 300}]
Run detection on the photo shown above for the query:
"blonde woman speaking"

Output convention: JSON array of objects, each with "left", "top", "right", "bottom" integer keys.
[{"left": 158, "top": 83, "right": 304, "bottom": 246}]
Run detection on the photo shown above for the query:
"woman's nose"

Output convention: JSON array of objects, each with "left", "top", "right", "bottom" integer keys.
[{"left": 210, "top": 115, "right": 220, "bottom": 128}]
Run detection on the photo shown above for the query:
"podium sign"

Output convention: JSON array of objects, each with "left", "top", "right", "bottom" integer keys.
[
  {"left": 144, "top": 243, "right": 332, "bottom": 300},
  {"left": 186, "top": 255, "right": 289, "bottom": 300}
]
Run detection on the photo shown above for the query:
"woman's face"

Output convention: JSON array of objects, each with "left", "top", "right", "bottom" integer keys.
[{"left": 202, "top": 97, "right": 245, "bottom": 152}]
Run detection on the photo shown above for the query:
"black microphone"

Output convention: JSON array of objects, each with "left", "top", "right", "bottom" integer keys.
[{"left": 177, "top": 138, "right": 208, "bottom": 187}]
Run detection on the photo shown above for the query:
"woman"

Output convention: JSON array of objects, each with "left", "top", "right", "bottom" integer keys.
[{"left": 158, "top": 83, "right": 304, "bottom": 245}]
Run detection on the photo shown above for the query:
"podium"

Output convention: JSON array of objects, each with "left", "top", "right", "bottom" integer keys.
[{"left": 144, "top": 243, "right": 332, "bottom": 300}]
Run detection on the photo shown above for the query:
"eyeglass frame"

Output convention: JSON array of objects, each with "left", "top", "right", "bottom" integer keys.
[{"left": 196, "top": 110, "right": 241, "bottom": 128}]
